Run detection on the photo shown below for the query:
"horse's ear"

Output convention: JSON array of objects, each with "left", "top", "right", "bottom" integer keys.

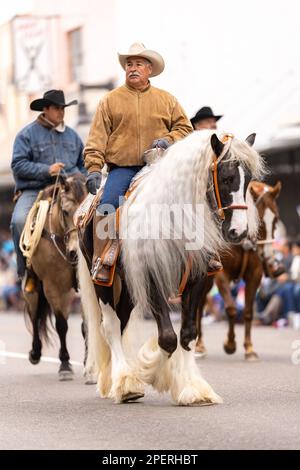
[
  {"left": 248, "top": 181, "right": 258, "bottom": 201},
  {"left": 58, "top": 174, "right": 70, "bottom": 191},
  {"left": 245, "top": 133, "right": 256, "bottom": 147},
  {"left": 211, "top": 134, "right": 224, "bottom": 157},
  {"left": 271, "top": 181, "right": 282, "bottom": 199},
  {"left": 58, "top": 174, "right": 66, "bottom": 186}
]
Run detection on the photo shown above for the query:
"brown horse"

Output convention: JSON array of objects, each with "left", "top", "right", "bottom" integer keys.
[
  {"left": 23, "top": 173, "right": 87, "bottom": 379},
  {"left": 195, "top": 181, "right": 282, "bottom": 361}
]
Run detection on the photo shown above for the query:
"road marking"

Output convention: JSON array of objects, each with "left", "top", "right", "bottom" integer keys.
[{"left": 0, "top": 350, "right": 82, "bottom": 366}]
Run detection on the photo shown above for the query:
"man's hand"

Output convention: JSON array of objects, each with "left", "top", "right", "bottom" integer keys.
[
  {"left": 151, "top": 139, "right": 170, "bottom": 150},
  {"left": 86, "top": 172, "right": 102, "bottom": 195},
  {"left": 49, "top": 162, "right": 65, "bottom": 176}
]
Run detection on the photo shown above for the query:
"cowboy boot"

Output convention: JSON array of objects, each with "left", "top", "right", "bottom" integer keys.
[
  {"left": 207, "top": 252, "right": 223, "bottom": 276},
  {"left": 91, "top": 212, "right": 119, "bottom": 285}
]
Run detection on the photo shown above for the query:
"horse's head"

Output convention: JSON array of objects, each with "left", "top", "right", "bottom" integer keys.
[
  {"left": 249, "top": 180, "right": 282, "bottom": 276},
  {"left": 209, "top": 133, "right": 262, "bottom": 244},
  {"left": 58, "top": 173, "right": 87, "bottom": 263}
]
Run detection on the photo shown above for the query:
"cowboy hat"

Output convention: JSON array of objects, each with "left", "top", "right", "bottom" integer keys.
[
  {"left": 118, "top": 42, "right": 165, "bottom": 77},
  {"left": 30, "top": 89, "right": 78, "bottom": 111},
  {"left": 190, "top": 106, "right": 223, "bottom": 127}
]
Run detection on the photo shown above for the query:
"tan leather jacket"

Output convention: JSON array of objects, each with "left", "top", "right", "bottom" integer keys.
[{"left": 84, "top": 83, "right": 193, "bottom": 173}]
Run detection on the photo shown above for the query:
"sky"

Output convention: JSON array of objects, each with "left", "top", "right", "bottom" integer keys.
[
  {"left": 2, "top": 0, "right": 300, "bottom": 147},
  {"left": 0, "top": 0, "right": 32, "bottom": 23}
]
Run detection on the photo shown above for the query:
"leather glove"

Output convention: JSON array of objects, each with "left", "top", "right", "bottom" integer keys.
[
  {"left": 86, "top": 172, "right": 102, "bottom": 195},
  {"left": 151, "top": 138, "right": 170, "bottom": 150}
]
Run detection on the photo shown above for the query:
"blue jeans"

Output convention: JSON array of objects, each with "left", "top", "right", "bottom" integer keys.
[
  {"left": 10, "top": 189, "right": 40, "bottom": 278},
  {"left": 98, "top": 165, "right": 143, "bottom": 215},
  {"left": 276, "top": 282, "right": 297, "bottom": 317}
]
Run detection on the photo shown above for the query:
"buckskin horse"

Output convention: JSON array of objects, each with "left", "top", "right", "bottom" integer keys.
[
  {"left": 195, "top": 180, "right": 282, "bottom": 361},
  {"left": 21, "top": 173, "right": 87, "bottom": 380},
  {"left": 78, "top": 130, "right": 265, "bottom": 405}
]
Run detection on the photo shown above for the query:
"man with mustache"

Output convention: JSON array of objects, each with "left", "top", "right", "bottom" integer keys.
[
  {"left": 83, "top": 43, "right": 196, "bottom": 284},
  {"left": 84, "top": 42, "right": 192, "bottom": 201}
]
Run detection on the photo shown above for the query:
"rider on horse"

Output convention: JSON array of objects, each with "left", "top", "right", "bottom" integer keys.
[
  {"left": 11, "top": 89, "right": 87, "bottom": 292},
  {"left": 83, "top": 43, "right": 221, "bottom": 283}
]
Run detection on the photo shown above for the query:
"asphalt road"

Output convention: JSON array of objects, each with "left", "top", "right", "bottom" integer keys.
[{"left": 1, "top": 311, "right": 300, "bottom": 450}]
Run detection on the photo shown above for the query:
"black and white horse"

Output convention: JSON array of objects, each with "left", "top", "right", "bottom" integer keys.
[{"left": 79, "top": 130, "right": 265, "bottom": 405}]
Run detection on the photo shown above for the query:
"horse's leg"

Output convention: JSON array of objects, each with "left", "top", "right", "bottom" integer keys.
[
  {"left": 137, "top": 277, "right": 178, "bottom": 395},
  {"left": 54, "top": 312, "right": 74, "bottom": 380},
  {"left": 24, "top": 284, "right": 47, "bottom": 365},
  {"left": 41, "top": 275, "right": 74, "bottom": 380},
  {"left": 97, "top": 282, "right": 144, "bottom": 403},
  {"left": 78, "top": 249, "right": 101, "bottom": 385},
  {"left": 243, "top": 266, "right": 262, "bottom": 361},
  {"left": 195, "top": 277, "right": 213, "bottom": 357},
  {"left": 165, "top": 277, "right": 221, "bottom": 406},
  {"left": 78, "top": 249, "right": 111, "bottom": 394},
  {"left": 215, "top": 272, "right": 238, "bottom": 354}
]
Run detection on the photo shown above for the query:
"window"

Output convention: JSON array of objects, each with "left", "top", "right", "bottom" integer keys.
[{"left": 68, "top": 28, "right": 83, "bottom": 83}]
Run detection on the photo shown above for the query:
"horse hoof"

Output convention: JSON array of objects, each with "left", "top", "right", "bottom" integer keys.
[
  {"left": 223, "top": 342, "right": 236, "bottom": 354},
  {"left": 29, "top": 351, "right": 41, "bottom": 365},
  {"left": 194, "top": 350, "right": 207, "bottom": 359},
  {"left": 245, "top": 351, "right": 259, "bottom": 362},
  {"left": 59, "top": 362, "right": 74, "bottom": 381},
  {"left": 85, "top": 376, "right": 97, "bottom": 385},
  {"left": 59, "top": 369, "right": 74, "bottom": 381},
  {"left": 121, "top": 392, "right": 144, "bottom": 403}
]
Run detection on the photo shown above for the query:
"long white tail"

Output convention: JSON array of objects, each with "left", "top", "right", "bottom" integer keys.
[{"left": 78, "top": 249, "right": 111, "bottom": 393}]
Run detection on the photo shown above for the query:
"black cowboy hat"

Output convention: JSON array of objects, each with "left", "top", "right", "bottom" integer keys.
[
  {"left": 190, "top": 106, "right": 223, "bottom": 127},
  {"left": 30, "top": 89, "right": 78, "bottom": 111}
]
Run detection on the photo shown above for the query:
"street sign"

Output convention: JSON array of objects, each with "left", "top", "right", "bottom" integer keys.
[{"left": 11, "top": 15, "right": 52, "bottom": 93}]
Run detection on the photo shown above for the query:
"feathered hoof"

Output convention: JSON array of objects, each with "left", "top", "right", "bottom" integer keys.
[
  {"left": 29, "top": 350, "right": 41, "bottom": 365},
  {"left": 110, "top": 373, "right": 145, "bottom": 404},
  {"left": 175, "top": 382, "right": 223, "bottom": 406},
  {"left": 245, "top": 351, "right": 260, "bottom": 362},
  {"left": 223, "top": 341, "right": 236, "bottom": 355}
]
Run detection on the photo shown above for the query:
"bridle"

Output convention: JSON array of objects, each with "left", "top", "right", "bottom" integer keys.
[
  {"left": 45, "top": 172, "right": 78, "bottom": 265},
  {"left": 210, "top": 134, "right": 248, "bottom": 221},
  {"left": 253, "top": 185, "right": 276, "bottom": 247}
]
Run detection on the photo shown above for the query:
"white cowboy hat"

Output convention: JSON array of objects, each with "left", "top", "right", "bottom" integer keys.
[{"left": 118, "top": 42, "right": 165, "bottom": 77}]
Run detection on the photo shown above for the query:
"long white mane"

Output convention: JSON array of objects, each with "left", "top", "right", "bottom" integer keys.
[{"left": 121, "top": 130, "right": 265, "bottom": 314}]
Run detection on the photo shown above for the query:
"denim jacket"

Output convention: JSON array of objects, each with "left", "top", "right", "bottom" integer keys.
[{"left": 11, "top": 119, "right": 87, "bottom": 191}]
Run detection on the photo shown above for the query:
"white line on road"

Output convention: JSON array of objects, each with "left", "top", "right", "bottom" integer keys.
[{"left": 0, "top": 350, "right": 82, "bottom": 366}]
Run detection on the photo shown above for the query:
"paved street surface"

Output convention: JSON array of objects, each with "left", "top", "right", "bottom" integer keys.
[{"left": 1, "top": 311, "right": 300, "bottom": 450}]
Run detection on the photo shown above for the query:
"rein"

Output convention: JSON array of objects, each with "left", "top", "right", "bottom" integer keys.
[{"left": 211, "top": 134, "right": 248, "bottom": 221}]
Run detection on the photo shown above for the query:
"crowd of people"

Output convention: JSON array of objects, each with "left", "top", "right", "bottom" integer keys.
[{"left": 0, "top": 229, "right": 22, "bottom": 311}]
